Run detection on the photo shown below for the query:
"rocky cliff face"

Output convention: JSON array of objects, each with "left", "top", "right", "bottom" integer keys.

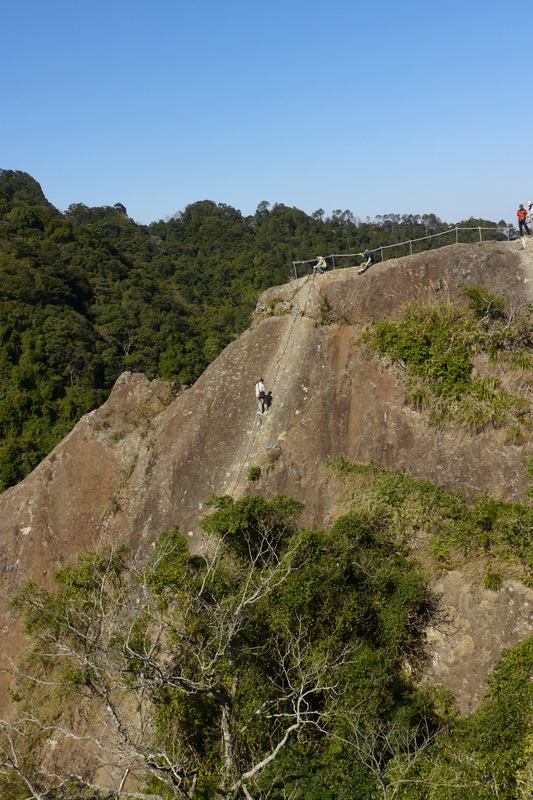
[{"left": 0, "top": 240, "right": 532, "bottom": 708}]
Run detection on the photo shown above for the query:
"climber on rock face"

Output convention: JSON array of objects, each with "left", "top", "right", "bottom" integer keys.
[{"left": 255, "top": 378, "right": 267, "bottom": 414}]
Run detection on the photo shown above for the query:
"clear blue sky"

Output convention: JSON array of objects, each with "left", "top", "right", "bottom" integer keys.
[{"left": 2, "top": 0, "right": 530, "bottom": 225}]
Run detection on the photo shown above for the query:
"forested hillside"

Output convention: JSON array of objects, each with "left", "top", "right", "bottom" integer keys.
[{"left": 0, "top": 170, "right": 511, "bottom": 489}]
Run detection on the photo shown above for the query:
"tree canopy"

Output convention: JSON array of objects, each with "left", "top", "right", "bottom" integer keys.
[{"left": 2, "top": 485, "right": 532, "bottom": 799}]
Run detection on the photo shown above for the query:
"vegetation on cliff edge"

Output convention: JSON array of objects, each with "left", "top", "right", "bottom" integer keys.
[{"left": 365, "top": 287, "right": 532, "bottom": 443}]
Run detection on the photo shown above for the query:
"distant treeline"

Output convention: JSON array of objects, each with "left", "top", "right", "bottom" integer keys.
[{"left": 0, "top": 169, "right": 511, "bottom": 488}]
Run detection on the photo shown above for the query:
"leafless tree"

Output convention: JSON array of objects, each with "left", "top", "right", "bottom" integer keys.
[{"left": 0, "top": 526, "right": 352, "bottom": 799}]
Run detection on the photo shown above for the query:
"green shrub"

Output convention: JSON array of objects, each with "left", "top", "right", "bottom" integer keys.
[
  {"left": 318, "top": 293, "right": 336, "bottom": 324},
  {"left": 364, "top": 293, "right": 532, "bottom": 436},
  {"left": 429, "top": 537, "right": 451, "bottom": 565},
  {"left": 464, "top": 284, "right": 505, "bottom": 320},
  {"left": 327, "top": 458, "right": 533, "bottom": 580},
  {"left": 247, "top": 465, "right": 261, "bottom": 482},
  {"left": 483, "top": 571, "right": 503, "bottom": 590}
]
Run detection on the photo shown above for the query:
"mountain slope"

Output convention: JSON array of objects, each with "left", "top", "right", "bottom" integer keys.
[{"left": 0, "top": 239, "right": 531, "bottom": 709}]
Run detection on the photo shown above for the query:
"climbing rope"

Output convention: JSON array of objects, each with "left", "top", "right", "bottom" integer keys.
[
  {"left": 268, "top": 274, "right": 314, "bottom": 398},
  {"left": 229, "top": 273, "right": 316, "bottom": 494}
]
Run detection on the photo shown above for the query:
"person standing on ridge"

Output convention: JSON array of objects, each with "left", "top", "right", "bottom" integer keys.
[
  {"left": 527, "top": 201, "right": 533, "bottom": 224},
  {"left": 517, "top": 204, "right": 530, "bottom": 236},
  {"left": 255, "top": 378, "right": 267, "bottom": 414}
]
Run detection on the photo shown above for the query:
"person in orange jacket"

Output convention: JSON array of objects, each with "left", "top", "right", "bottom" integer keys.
[{"left": 517, "top": 204, "right": 530, "bottom": 236}]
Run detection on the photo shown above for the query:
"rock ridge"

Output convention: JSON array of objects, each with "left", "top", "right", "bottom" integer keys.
[{"left": 0, "top": 240, "right": 532, "bottom": 707}]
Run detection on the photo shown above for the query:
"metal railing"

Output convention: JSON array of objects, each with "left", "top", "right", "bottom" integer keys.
[{"left": 292, "top": 226, "right": 514, "bottom": 279}]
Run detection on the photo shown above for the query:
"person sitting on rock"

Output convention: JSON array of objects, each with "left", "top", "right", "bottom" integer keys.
[
  {"left": 313, "top": 255, "right": 327, "bottom": 274},
  {"left": 357, "top": 249, "right": 375, "bottom": 274}
]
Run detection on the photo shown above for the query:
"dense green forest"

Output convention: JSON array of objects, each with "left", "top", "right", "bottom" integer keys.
[{"left": 0, "top": 169, "right": 512, "bottom": 489}]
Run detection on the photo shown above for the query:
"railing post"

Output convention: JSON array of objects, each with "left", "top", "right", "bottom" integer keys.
[
  {"left": 293, "top": 262, "right": 298, "bottom": 279},
  {"left": 409, "top": 240, "right": 413, "bottom": 256},
  {"left": 456, "top": 228, "right": 459, "bottom": 244},
  {"left": 332, "top": 255, "right": 336, "bottom": 270},
  {"left": 478, "top": 227, "right": 482, "bottom": 242}
]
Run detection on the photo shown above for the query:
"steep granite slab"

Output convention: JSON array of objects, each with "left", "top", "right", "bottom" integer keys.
[{"left": 0, "top": 240, "right": 531, "bottom": 708}]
